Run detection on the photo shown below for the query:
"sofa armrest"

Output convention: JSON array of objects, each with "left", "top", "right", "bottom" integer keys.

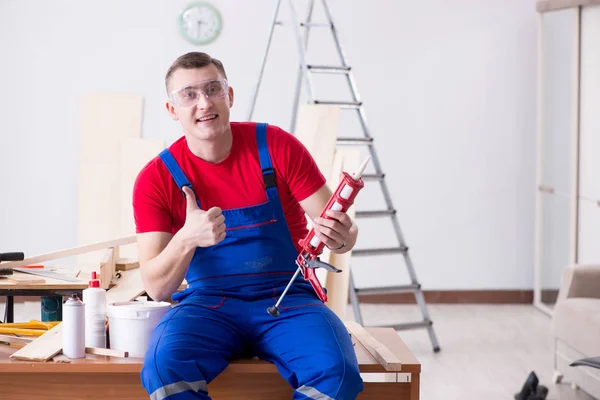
[{"left": 557, "top": 264, "right": 600, "bottom": 304}]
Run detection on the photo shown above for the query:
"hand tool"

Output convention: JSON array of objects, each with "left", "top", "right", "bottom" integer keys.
[
  {"left": 12, "top": 267, "right": 82, "bottom": 282},
  {"left": 268, "top": 157, "right": 370, "bottom": 317}
]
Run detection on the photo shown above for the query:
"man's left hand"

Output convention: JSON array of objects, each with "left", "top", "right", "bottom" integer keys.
[{"left": 312, "top": 210, "right": 357, "bottom": 252}]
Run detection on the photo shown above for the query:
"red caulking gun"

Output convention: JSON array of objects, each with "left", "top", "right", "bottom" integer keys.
[{"left": 267, "top": 156, "right": 370, "bottom": 317}]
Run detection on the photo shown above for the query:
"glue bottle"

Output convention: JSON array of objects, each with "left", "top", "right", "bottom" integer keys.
[
  {"left": 82, "top": 271, "right": 107, "bottom": 348},
  {"left": 63, "top": 293, "right": 85, "bottom": 359}
]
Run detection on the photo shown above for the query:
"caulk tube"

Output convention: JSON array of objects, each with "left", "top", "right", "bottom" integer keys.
[
  {"left": 63, "top": 293, "right": 86, "bottom": 359},
  {"left": 308, "top": 157, "right": 371, "bottom": 249}
]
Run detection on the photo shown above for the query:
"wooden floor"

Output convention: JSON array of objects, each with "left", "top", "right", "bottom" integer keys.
[
  {"left": 2, "top": 300, "right": 596, "bottom": 400},
  {"left": 353, "top": 303, "right": 596, "bottom": 400}
]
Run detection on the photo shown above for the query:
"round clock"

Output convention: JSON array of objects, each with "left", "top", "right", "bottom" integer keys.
[{"left": 178, "top": 2, "right": 223, "bottom": 45}]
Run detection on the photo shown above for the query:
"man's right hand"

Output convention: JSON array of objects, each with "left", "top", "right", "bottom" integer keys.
[{"left": 180, "top": 186, "right": 226, "bottom": 247}]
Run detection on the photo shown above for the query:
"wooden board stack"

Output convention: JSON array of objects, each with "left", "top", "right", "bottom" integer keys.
[{"left": 77, "top": 93, "right": 165, "bottom": 267}]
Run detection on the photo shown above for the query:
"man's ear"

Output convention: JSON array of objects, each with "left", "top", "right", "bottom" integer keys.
[
  {"left": 228, "top": 86, "right": 235, "bottom": 108},
  {"left": 165, "top": 101, "right": 179, "bottom": 121}
]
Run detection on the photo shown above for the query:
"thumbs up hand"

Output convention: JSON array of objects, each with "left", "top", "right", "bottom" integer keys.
[{"left": 180, "top": 186, "right": 226, "bottom": 247}]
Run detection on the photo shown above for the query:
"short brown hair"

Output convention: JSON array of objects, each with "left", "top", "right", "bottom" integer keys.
[{"left": 165, "top": 52, "right": 228, "bottom": 92}]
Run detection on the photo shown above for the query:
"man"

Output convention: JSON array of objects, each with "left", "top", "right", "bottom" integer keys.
[{"left": 133, "top": 51, "right": 363, "bottom": 400}]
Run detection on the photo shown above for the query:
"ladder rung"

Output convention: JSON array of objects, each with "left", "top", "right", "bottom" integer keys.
[
  {"left": 300, "top": 22, "right": 331, "bottom": 28},
  {"left": 314, "top": 100, "right": 362, "bottom": 109},
  {"left": 362, "top": 173, "right": 384, "bottom": 181},
  {"left": 352, "top": 247, "right": 408, "bottom": 256},
  {"left": 355, "top": 284, "right": 420, "bottom": 296},
  {"left": 356, "top": 210, "right": 396, "bottom": 218},
  {"left": 307, "top": 65, "right": 351, "bottom": 74},
  {"left": 336, "top": 137, "right": 373, "bottom": 145},
  {"left": 373, "top": 321, "right": 433, "bottom": 331}
]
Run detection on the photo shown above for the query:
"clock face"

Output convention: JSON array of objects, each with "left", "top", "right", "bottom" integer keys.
[{"left": 179, "top": 2, "right": 222, "bottom": 45}]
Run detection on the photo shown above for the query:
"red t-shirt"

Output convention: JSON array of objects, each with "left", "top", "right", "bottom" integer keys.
[{"left": 132, "top": 122, "right": 327, "bottom": 253}]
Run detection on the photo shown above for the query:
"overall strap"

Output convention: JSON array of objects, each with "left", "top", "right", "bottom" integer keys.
[
  {"left": 256, "top": 123, "right": 279, "bottom": 201},
  {"left": 159, "top": 149, "right": 202, "bottom": 209}
]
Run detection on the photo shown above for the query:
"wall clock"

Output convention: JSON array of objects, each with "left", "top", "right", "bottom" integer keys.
[{"left": 178, "top": 2, "right": 223, "bottom": 45}]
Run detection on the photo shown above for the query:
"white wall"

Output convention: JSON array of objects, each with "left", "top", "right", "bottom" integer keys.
[{"left": 0, "top": 0, "right": 538, "bottom": 290}]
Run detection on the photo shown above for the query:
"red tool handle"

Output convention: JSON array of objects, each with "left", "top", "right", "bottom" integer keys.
[
  {"left": 303, "top": 268, "right": 327, "bottom": 302},
  {"left": 297, "top": 172, "right": 365, "bottom": 302}
]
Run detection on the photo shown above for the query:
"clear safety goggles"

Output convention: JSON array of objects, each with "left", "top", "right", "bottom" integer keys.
[{"left": 169, "top": 79, "right": 229, "bottom": 107}]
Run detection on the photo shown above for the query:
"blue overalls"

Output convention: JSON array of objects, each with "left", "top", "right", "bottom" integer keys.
[{"left": 140, "top": 123, "right": 363, "bottom": 400}]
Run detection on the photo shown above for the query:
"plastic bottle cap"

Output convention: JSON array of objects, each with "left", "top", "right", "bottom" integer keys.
[{"left": 89, "top": 271, "right": 100, "bottom": 288}]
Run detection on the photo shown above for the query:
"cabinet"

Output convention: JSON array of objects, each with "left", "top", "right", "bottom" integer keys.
[{"left": 535, "top": 1, "right": 600, "bottom": 314}]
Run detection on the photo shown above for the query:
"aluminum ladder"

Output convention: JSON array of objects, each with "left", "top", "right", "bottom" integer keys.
[{"left": 247, "top": 0, "right": 440, "bottom": 353}]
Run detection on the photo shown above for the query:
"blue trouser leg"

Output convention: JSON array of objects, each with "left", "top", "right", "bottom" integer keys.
[
  {"left": 252, "top": 291, "right": 364, "bottom": 400},
  {"left": 140, "top": 294, "right": 246, "bottom": 400}
]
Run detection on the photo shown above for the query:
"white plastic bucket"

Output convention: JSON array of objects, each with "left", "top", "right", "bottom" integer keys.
[{"left": 107, "top": 300, "right": 172, "bottom": 358}]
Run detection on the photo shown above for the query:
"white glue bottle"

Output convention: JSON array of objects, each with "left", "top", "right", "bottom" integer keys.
[
  {"left": 82, "top": 271, "right": 107, "bottom": 349},
  {"left": 62, "top": 293, "right": 85, "bottom": 359}
]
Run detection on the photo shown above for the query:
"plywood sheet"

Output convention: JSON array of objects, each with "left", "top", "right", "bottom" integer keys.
[
  {"left": 324, "top": 148, "right": 361, "bottom": 319},
  {"left": 78, "top": 93, "right": 143, "bottom": 265},
  {"left": 294, "top": 104, "right": 340, "bottom": 287},
  {"left": 118, "top": 138, "right": 165, "bottom": 259},
  {"left": 105, "top": 268, "right": 145, "bottom": 304},
  {"left": 344, "top": 321, "right": 403, "bottom": 371},
  {"left": 293, "top": 104, "right": 340, "bottom": 179},
  {"left": 9, "top": 323, "right": 62, "bottom": 362}
]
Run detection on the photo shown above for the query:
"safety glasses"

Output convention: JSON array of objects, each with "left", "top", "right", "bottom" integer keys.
[{"left": 169, "top": 79, "right": 229, "bottom": 107}]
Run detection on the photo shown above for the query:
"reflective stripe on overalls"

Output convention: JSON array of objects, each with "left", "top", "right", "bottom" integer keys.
[{"left": 140, "top": 123, "right": 363, "bottom": 400}]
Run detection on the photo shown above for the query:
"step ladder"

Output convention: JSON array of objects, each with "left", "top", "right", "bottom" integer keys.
[{"left": 247, "top": 0, "right": 440, "bottom": 353}]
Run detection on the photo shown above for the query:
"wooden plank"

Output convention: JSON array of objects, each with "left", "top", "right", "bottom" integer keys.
[
  {"left": 118, "top": 138, "right": 165, "bottom": 260},
  {"left": 0, "top": 277, "right": 87, "bottom": 290},
  {"left": 537, "top": 0, "right": 600, "bottom": 12},
  {"left": 324, "top": 148, "right": 361, "bottom": 319},
  {"left": 86, "top": 347, "right": 129, "bottom": 358},
  {"left": 99, "top": 248, "right": 117, "bottom": 290},
  {"left": 0, "top": 335, "right": 34, "bottom": 346},
  {"left": 106, "top": 268, "right": 146, "bottom": 304},
  {"left": 293, "top": 104, "right": 341, "bottom": 285},
  {"left": 3, "top": 272, "right": 45, "bottom": 284},
  {"left": 315, "top": 148, "right": 345, "bottom": 285},
  {"left": 116, "top": 258, "right": 139, "bottom": 271},
  {"left": 293, "top": 104, "right": 340, "bottom": 179},
  {"left": 0, "top": 236, "right": 136, "bottom": 270},
  {"left": 9, "top": 323, "right": 62, "bottom": 362},
  {"left": 345, "top": 322, "right": 403, "bottom": 372},
  {"left": 78, "top": 93, "right": 143, "bottom": 265}
]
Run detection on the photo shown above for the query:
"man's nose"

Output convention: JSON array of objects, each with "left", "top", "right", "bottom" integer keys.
[{"left": 196, "top": 93, "right": 213, "bottom": 108}]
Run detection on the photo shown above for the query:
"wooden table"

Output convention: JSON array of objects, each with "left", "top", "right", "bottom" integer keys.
[
  {"left": 0, "top": 327, "right": 420, "bottom": 399},
  {"left": 0, "top": 271, "right": 88, "bottom": 322}
]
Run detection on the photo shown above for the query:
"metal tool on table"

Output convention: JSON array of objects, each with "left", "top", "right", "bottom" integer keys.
[
  {"left": 267, "top": 157, "right": 369, "bottom": 317},
  {"left": 12, "top": 267, "right": 81, "bottom": 282}
]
